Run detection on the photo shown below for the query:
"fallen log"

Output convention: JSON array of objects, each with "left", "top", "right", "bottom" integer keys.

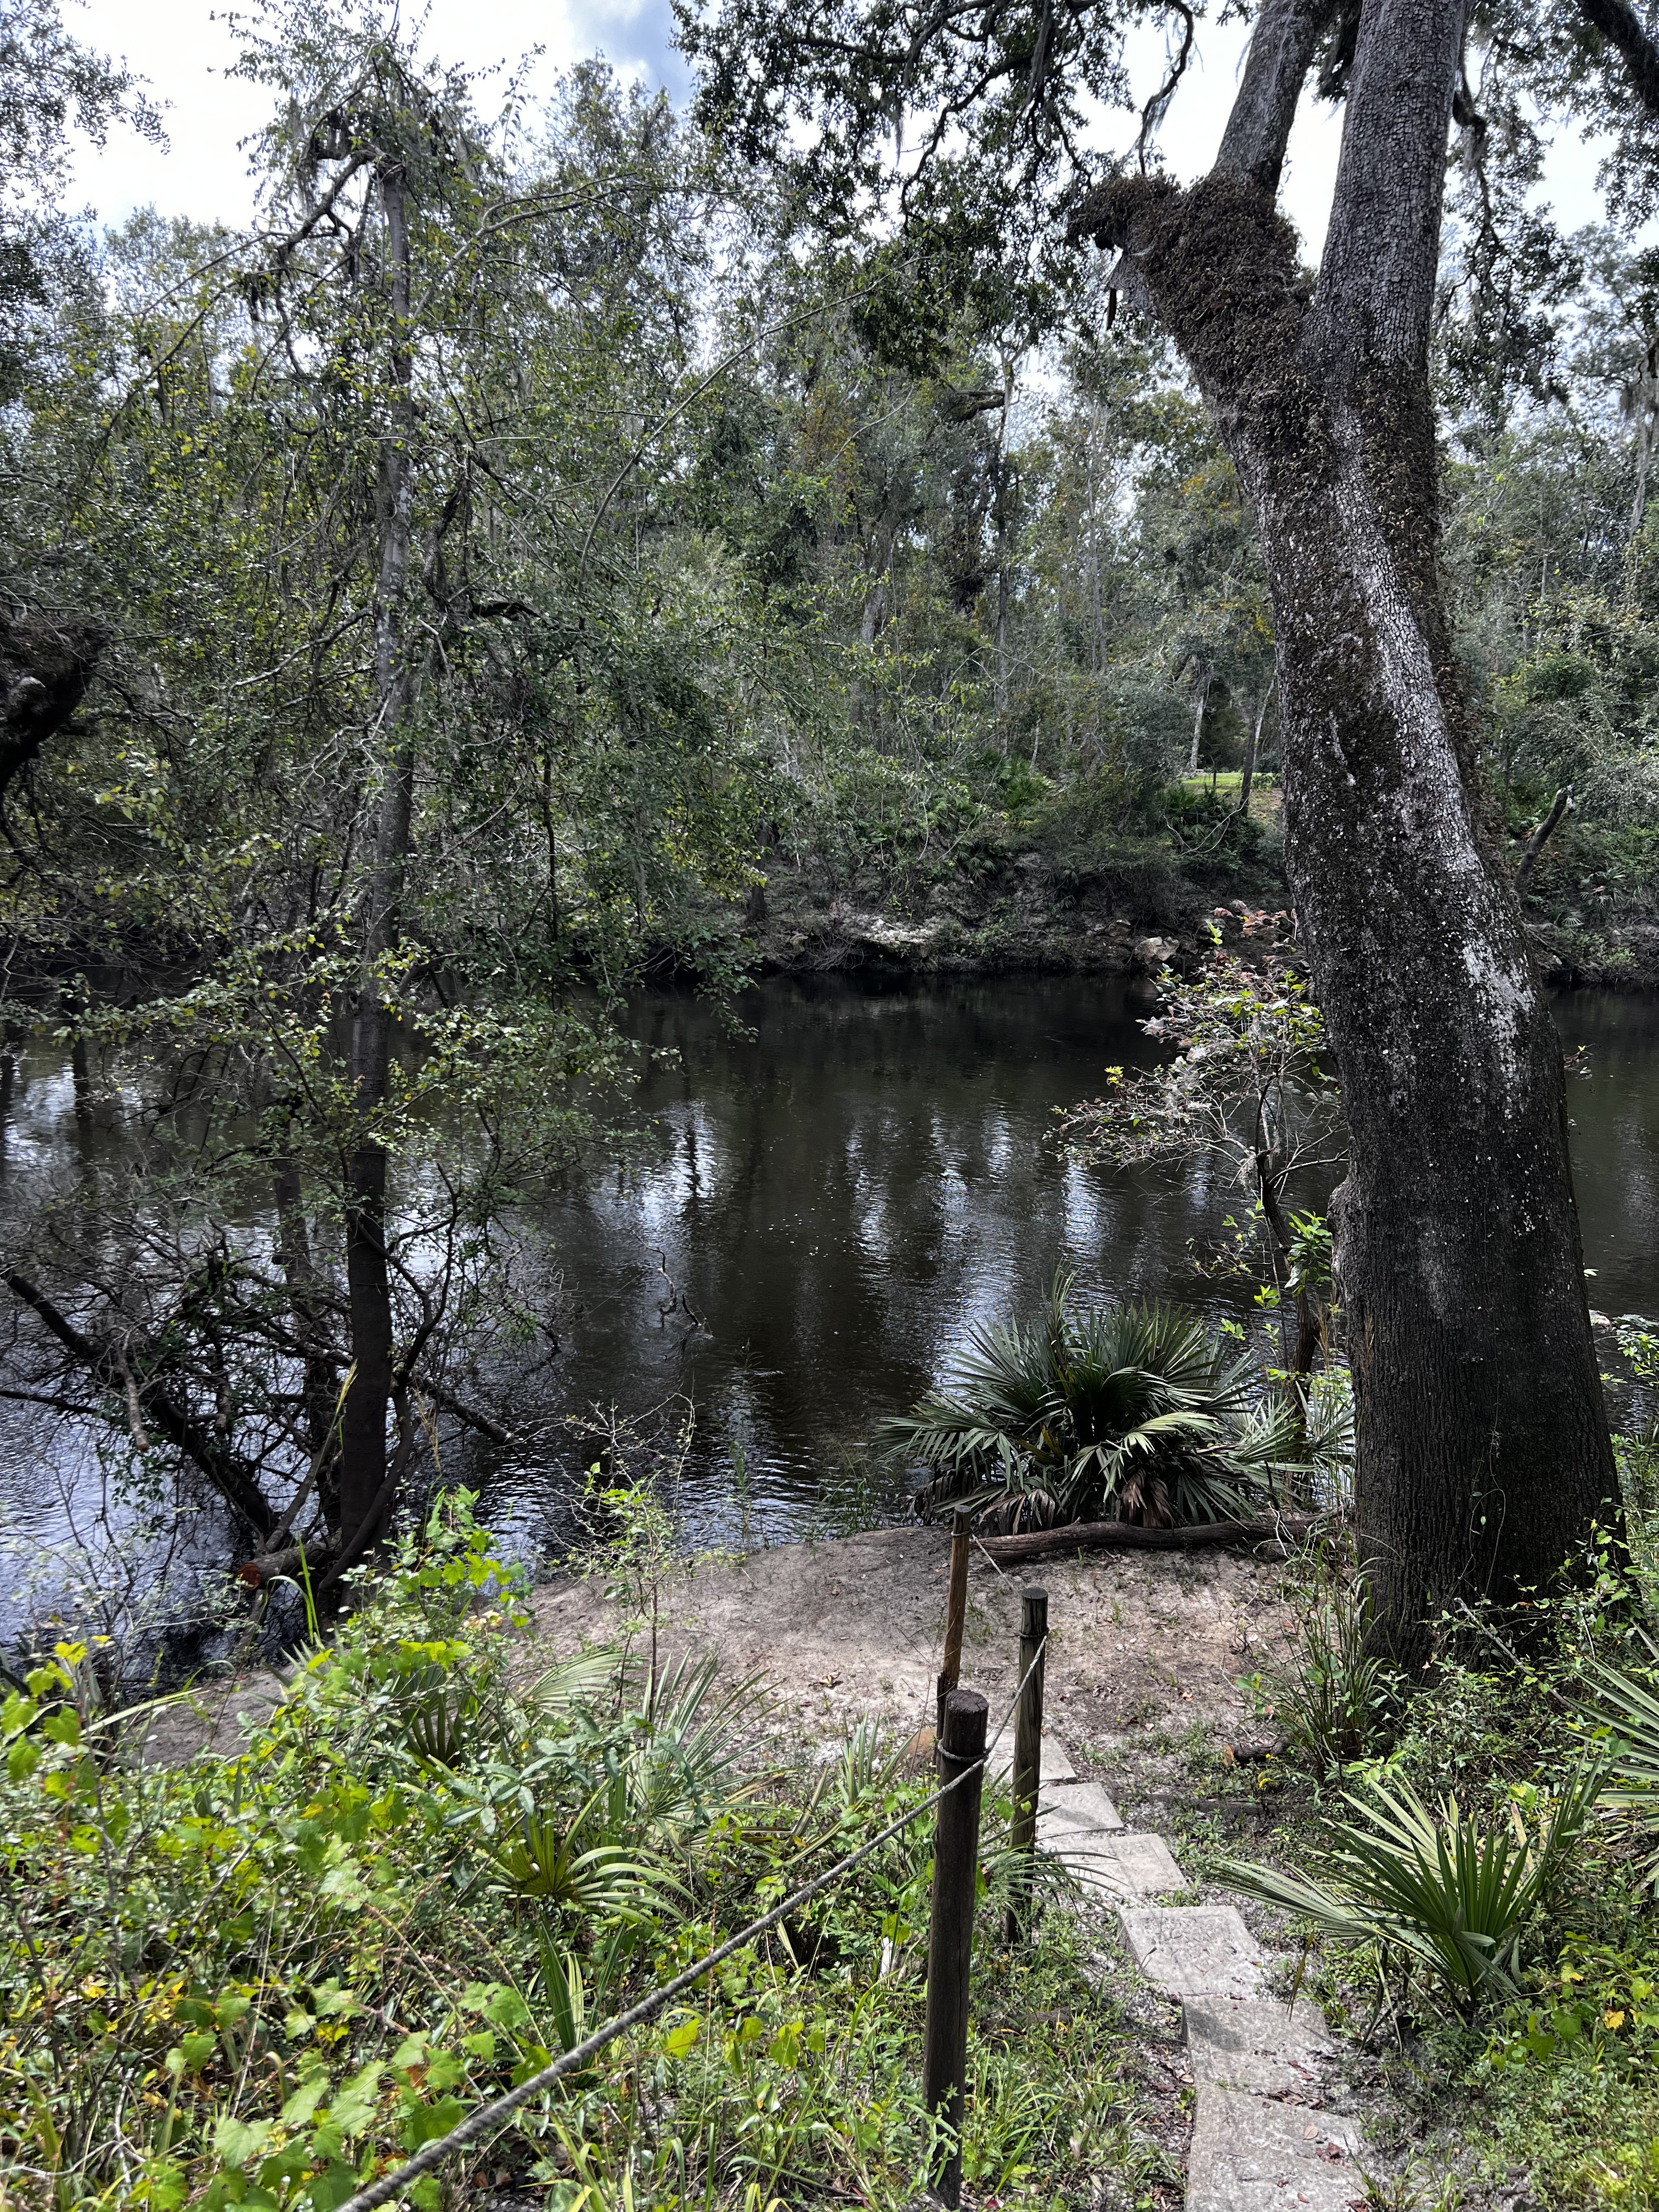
[
  {"left": 238, "top": 1541, "right": 335, "bottom": 1589},
  {"left": 972, "top": 1514, "right": 1322, "bottom": 1565}
]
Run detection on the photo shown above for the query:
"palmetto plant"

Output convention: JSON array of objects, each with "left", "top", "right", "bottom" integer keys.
[
  {"left": 880, "top": 1273, "right": 1301, "bottom": 1532},
  {"left": 1580, "top": 1656, "right": 1659, "bottom": 1879},
  {"left": 1220, "top": 1766, "right": 1602, "bottom": 2016},
  {"left": 617, "top": 1651, "right": 776, "bottom": 1850},
  {"left": 481, "top": 1789, "right": 680, "bottom": 1920}
]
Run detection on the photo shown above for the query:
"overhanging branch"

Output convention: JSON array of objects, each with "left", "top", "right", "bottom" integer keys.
[
  {"left": 1574, "top": 0, "right": 1659, "bottom": 116},
  {"left": 1, "top": 1269, "right": 278, "bottom": 1538}
]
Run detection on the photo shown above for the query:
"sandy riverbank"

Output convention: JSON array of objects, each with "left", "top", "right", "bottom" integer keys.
[
  {"left": 525, "top": 1523, "right": 1300, "bottom": 1771},
  {"left": 136, "top": 1523, "right": 1300, "bottom": 1769}
]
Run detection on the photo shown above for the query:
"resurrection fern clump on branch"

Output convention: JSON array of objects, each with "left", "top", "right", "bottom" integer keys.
[{"left": 882, "top": 1273, "right": 1301, "bottom": 1533}]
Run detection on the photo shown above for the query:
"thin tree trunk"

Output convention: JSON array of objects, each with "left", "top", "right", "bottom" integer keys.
[
  {"left": 1627, "top": 341, "right": 1657, "bottom": 599},
  {"left": 860, "top": 513, "right": 901, "bottom": 649},
  {"left": 273, "top": 1150, "right": 342, "bottom": 1536},
  {"left": 1073, "top": 0, "right": 1616, "bottom": 1654},
  {"left": 1515, "top": 784, "right": 1573, "bottom": 893},
  {"left": 1187, "top": 669, "right": 1210, "bottom": 774},
  {"left": 1240, "top": 676, "right": 1273, "bottom": 814},
  {"left": 340, "top": 160, "right": 418, "bottom": 1553},
  {"left": 994, "top": 356, "right": 1014, "bottom": 722},
  {"left": 70, "top": 1032, "right": 94, "bottom": 1162},
  {"left": 0, "top": 1039, "right": 13, "bottom": 1176},
  {"left": 1633, "top": 411, "right": 1653, "bottom": 546}
]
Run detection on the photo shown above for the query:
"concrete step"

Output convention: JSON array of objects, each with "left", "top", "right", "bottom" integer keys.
[
  {"left": 1185, "top": 1995, "right": 1339, "bottom": 2098},
  {"left": 987, "top": 1729, "right": 1078, "bottom": 1784},
  {"left": 1117, "top": 1905, "right": 1268, "bottom": 2001},
  {"left": 1046, "top": 1827, "right": 1186, "bottom": 1900},
  {"left": 1186, "top": 2084, "right": 1362, "bottom": 2212},
  {"left": 1033, "top": 1779, "right": 1126, "bottom": 1853},
  {"left": 983, "top": 1731, "right": 1367, "bottom": 2199}
]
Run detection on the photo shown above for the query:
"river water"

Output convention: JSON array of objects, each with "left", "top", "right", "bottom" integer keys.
[
  {"left": 471, "top": 975, "right": 1659, "bottom": 1551},
  {"left": 3, "top": 976, "right": 1657, "bottom": 1618}
]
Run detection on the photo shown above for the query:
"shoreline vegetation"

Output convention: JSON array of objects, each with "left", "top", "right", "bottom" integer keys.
[
  {"left": 17, "top": 1498, "right": 1659, "bottom": 2211},
  {"left": 733, "top": 781, "right": 1659, "bottom": 992}
]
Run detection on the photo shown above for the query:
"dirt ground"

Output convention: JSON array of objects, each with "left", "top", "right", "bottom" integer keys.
[
  {"left": 526, "top": 1524, "right": 1302, "bottom": 1771},
  {"left": 133, "top": 1523, "right": 1302, "bottom": 1770}
]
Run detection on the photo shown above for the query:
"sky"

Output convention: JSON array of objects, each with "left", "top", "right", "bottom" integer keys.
[{"left": 66, "top": 0, "right": 1613, "bottom": 263}]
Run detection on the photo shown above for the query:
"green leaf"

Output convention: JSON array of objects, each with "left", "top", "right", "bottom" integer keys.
[
  {"left": 326, "top": 2061, "right": 386, "bottom": 2139},
  {"left": 483, "top": 1987, "right": 532, "bottom": 2032},
  {"left": 281, "top": 2069, "right": 331, "bottom": 2127},
  {"left": 307, "top": 2162, "right": 362, "bottom": 2212},
  {"left": 403, "top": 2096, "right": 465, "bottom": 2147},
  {"left": 211, "top": 2115, "right": 273, "bottom": 2169}
]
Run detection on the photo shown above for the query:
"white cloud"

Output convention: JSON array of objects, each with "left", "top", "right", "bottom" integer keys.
[{"left": 65, "top": 0, "right": 689, "bottom": 228}]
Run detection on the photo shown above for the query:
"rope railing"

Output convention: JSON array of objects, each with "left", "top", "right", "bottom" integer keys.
[{"left": 333, "top": 1639, "right": 1047, "bottom": 2212}]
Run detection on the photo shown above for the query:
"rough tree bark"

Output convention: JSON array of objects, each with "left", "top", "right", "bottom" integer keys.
[
  {"left": 1073, "top": 0, "right": 1616, "bottom": 1651},
  {"left": 340, "top": 155, "right": 418, "bottom": 1554},
  {"left": 0, "top": 609, "right": 106, "bottom": 801}
]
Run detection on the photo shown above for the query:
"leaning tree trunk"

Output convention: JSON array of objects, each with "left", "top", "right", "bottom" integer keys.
[
  {"left": 1074, "top": 0, "right": 1616, "bottom": 1654},
  {"left": 340, "top": 157, "right": 418, "bottom": 1555},
  {"left": 273, "top": 1149, "right": 343, "bottom": 1533}
]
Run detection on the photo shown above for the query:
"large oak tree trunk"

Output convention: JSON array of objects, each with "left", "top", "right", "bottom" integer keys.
[
  {"left": 1074, "top": 0, "right": 1616, "bottom": 1651},
  {"left": 1258, "top": 386, "right": 1612, "bottom": 1636}
]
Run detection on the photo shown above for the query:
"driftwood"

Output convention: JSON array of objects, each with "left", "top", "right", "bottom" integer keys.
[
  {"left": 238, "top": 1542, "right": 334, "bottom": 1589},
  {"left": 973, "top": 1514, "right": 1321, "bottom": 1565}
]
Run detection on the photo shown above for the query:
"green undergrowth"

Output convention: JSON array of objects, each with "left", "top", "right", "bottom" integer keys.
[
  {"left": 1206, "top": 1510, "right": 1659, "bottom": 2210},
  {"left": 1, "top": 1499, "right": 1159, "bottom": 2212}
]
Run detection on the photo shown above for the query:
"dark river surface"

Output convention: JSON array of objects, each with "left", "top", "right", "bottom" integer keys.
[{"left": 3, "top": 975, "right": 1658, "bottom": 1620}]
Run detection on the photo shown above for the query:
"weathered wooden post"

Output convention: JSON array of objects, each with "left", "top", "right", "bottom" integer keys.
[
  {"left": 935, "top": 1506, "right": 972, "bottom": 1736},
  {"left": 1003, "top": 1585, "right": 1048, "bottom": 1944},
  {"left": 922, "top": 1685, "right": 987, "bottom": 2209}
]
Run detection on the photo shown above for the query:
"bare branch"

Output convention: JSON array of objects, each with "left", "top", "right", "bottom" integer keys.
[
  {"left": 414, "top": 1371, "right": 518, "bottom": 1447},
  {"left": 1, "top": 1269, "right": 278, "bottom": 1538}
]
